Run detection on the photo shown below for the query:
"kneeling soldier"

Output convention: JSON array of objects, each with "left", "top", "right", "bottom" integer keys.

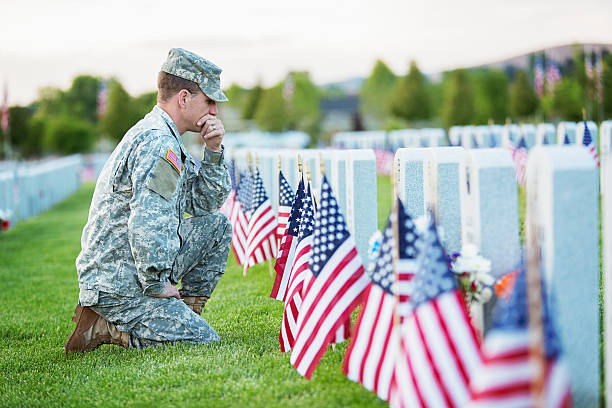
[{"left": 65, "top": 48, "right": 232, "bottom": 353}]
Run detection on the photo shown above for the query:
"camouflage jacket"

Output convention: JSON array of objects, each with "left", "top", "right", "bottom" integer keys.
[{"left": 76, "top": 105, "right": 231, "bottom": 304}]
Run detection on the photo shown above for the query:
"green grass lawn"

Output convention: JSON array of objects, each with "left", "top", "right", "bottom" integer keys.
[{"left": 0, "top": 183, "right": 387, "bottom": 408}]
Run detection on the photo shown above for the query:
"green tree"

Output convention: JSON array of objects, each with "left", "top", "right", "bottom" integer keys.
[
  {"left": 100, "top": 78, "right": 138, "bottom": 142},
  {"left": 35, "top": 87, "right": 67, "bottom": 117},
  {"left": 224, "top": 83, "right": 247, "bottom": 112},
  {"left": 41, "top": 115, "right": 95, "bottom": 154},
  {"left": 7, "top": 106, "right": 37, "bottom": 157},
  {"left": 360, "top": 59, "right": 397, "bottom": 123},
  {"left": 603, "top": 54, "right": 612, "bottom": 118},
  {"left": 64, "top": 75, "right": 100, "bottom": 123},
  {"left": 132, "top": 91, "right": 157, "bottom": 121},
  {"left": 288, "top": 72, "right": 320, "bottom": 131},
  {"left": 241, "top": 83, "right": 263, "bottom": 120},
  {"left": 441, "top": 69, "right": 475, "bottom": 127},
  {"left": 390, "top": 61, "right": 431, "bottom": 121},
  {"left": 472, "top": 69, "right": 509, "bottom": 123},
  {"left": 509, "top": 70, "right": 538, "bottom": 119},
  {"left": 254, "top": 83, "right": 289, "bottom": 132},
  {"left": 551, "top": 78, "right": 583, "bottom": 121}
]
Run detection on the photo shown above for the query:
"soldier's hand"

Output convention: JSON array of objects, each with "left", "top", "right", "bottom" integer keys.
[
  {"left": 152, "top": 282, "right": 181, "bottom": 300},
  {"left": 197, "top": 114, "right": 224, "bottom": 152}
]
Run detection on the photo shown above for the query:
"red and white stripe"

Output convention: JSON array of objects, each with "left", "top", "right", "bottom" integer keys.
[
  {"left": 390, "top": 290, "right": 482, "bottom": 408},
  {"left": 230, "top": 200, "right": 248, "bottom": 265},
  {"left": 586, "top": 143, "right": 600, "bottom": 167},
  {"left": 508, "top": 144, "right": 528, "bottom": 186},
  {"left": 270, "top": 233, "right": 297, "bottom": 301},
  {"left": 343, "top": 284, "right": 399, "bottom": 401},
  {"left": 469, "top": 331, "right": 572, "bottom": 408},
  {"left": 395, "top": 257, "right": 417, "bottom": 321},
  {"left": 219, "top": 189, "right": 236, "bottom": 219},
  {"left": 276, "top": 204, "right": 291, "bottom": 248},
  {"left": 244, "top": 197, "right": 278, "bottom": 275},
  {"left": 279, "top": 233, "right": 312, "bottom": 351},
  {"left": 290, "top": 238, "right": 368, "bottom": 379}
]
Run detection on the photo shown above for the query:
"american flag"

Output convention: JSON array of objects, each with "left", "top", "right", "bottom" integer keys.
[
  {"left": 243, "top": 169, "right": 278, "bottom": 275},
  {"left": 343, "top": 205, "right": 400, "bottom": 401},
  {"left": 508, "top": 136, "right": 528, "bottom": 186},
  {"left": 582, "top": 121, "right": 600, "bottom": 167},
  {"left": 374, "top": 149, "right": 395, "bottom": 175},
  {"left": 546, "top": 60, "right": 561, "bottom": 93},
  {"left": 290, "top": 175, "right": 369, "bottom": 379},
  {"left": 1, "top": 82, "right": 8, "bottom": 134},
  {"left": 395, "top": 198, "right": 420, "bottom": 320},
  {"left": 97, "top": 79, "right": 108, "bottom": 118},
  {"left": 271, "top": 177, "right": 305, "bottom": 301},
  {"left": 219, "top": 159, "right": 237, "bottom": 218},
  {"left": 230, "top": 171, "right": 252, "bottom": 266},
  {"left": 563, "top": 133, "right": 571, "bottom": 145},
  {"left": 279, "top": 182, "right": 315, "bottom": 352},
  {"left": 390, "top": 215, "right": 482, "bottom": 408},
  {"left": 535, "top": 56, "right": 545, "bottom": 96},
  {"left": 469, "top": 268, "right": 572, "bottom": 407},
  {"left": 277, "top": 171, "right": 293, "bottom": 248},
  {"left": 585, "top": 52, "right": 594, "bottom": 79}
]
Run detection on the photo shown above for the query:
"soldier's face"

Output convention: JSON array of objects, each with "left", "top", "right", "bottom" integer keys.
[{"left": 185, "top": 90, "right": 218, "bottom": 131}]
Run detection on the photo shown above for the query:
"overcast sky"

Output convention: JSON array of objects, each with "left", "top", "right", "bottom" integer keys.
[{"left": 1, "top": 0, "right": 611, "bottom": 105}]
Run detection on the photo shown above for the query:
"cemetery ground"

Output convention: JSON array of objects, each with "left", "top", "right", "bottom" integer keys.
[{"left": 0, "top": 178, "right": 394, "bottom": 407}]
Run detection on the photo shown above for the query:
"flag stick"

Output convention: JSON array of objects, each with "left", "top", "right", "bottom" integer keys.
[
  {"left": 525, "top": 170, "right": 546, "bottom": 407},
  {"left": 269, "top": 259, "right": 274, "bottom": 277}
]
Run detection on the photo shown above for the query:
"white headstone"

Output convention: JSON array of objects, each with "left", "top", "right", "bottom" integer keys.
[
  {"left": 556, "top": 121, "right": 577, "bottom": 144},
  {"left": 423, "top": 146, "right": 464, "bottom": 253},
  {"left": 501, "top": 123, "right": 519, "bottom": 148},
  {"left": 346, "top": 149, "right": 378, "bottom": 259},
  {"left": 519, "top": 124, "right": 537, "bottom": 149},
  {"left": 536, "top": 123, "right": 556, "bottom": 145},
  {"left": 603, "top": 149, "right": 612, "bottom": 408},
  {"left": 394, "top": 148, "right": 426, "bottom": 218},
  {"left": 459, "top": 148, "right": 521, "bottom": 278},
  {"left": 449, "top": 126, "right": 462, "bottom": 146},
  {"left": 601, "top": 121, "right": 612, "bottom": 198},
  {"left": 526, "top": 146, "right": 599, "bottom": 406}
]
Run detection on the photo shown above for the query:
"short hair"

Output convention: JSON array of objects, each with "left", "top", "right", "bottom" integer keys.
[{"left": 157, "top": 71, "right": 201, "bottom": 102}]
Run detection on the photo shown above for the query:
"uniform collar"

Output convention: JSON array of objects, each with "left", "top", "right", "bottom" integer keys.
[{"left": 152, "top": 105, "right": 190, "bottom": 160}]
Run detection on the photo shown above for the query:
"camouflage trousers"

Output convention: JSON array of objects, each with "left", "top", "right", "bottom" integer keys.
[{"left": 91, "top": 212, "right": 232, "bottom": 349}]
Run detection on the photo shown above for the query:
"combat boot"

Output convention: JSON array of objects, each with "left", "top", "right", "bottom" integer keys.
[
  {"left": 182, "top": 296, "right": 209, "bottom": 315},
  {"left": 64, "top": 305, "right": 129, "bottom": 354}
]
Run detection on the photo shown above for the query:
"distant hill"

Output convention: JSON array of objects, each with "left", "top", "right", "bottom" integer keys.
[{"left": 320, "top": 42, "right": 612, "bottom": 91}]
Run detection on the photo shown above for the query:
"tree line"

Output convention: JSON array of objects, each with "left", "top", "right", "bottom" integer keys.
[{"left": 2, "top": 44, "right": 612, "bottom": 159}]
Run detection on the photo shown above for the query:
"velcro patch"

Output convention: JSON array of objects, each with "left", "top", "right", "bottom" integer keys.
[
  {"left": 166, "top": 149, "right": 182, "bottom": 174},
  {"left": 147, "top": 157, "right": 180, "bottom": 201}
]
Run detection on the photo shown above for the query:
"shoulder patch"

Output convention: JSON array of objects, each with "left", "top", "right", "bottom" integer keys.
[
  {"left": 147, "top": 156, "right": 180, "bottom": 201},
  {"left": 165, "top": 149, "right": 182, "bottom": 174}
]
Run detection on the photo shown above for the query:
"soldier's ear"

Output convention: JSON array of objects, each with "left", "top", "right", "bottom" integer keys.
[{"left": 177, "top": 89, "right": 190, "bottom": 109}]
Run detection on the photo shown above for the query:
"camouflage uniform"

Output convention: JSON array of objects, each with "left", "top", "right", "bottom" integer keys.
[{"left": 75, "top": 49, "right": 231, "bottom": 348}]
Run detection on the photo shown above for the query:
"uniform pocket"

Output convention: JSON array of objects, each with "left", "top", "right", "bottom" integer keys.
[{"left": 147, "top": 157, "right": 180, "bottom": 201}]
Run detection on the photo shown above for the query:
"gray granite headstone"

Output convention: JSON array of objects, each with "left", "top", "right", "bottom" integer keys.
[
  {"left": 423, "top": 146, "right": 464, "bottom": 253},
  {"left": 526, "top": 146, "right": 599, "bottom": 407},
  {"left": 394, "top": 148, "right": 426, "bottom": 218},
  {"left": 536, "top": 123, "right": 556, "bottom": 145},
  {"left": 459, "top": 148, "right": 520, "bottom": 278},
  {"left": 346, "top": 149, "right": 378, "bottom": 259},
  {"left": 556, "top": 121, "right": 576, "bottom": 144}
]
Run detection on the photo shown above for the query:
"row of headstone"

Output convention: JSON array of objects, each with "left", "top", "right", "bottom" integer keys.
[
  {"left": 332, "top": 128, "right": 446, "bottom": 150},
  {"left": 393, "top": 145, "right": 601, "bottom": 406},
  {"left": 226, "top": 148, "right": 378, "bottom": 260},
  {"left": 0, "top": 155, "right": 86, "bottom": 226},
  {"left": 450, "top": 121, "right": 601, "bottom": 150}
]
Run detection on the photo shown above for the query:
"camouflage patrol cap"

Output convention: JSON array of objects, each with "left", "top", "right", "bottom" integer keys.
[{"left": 161, "top": 48, "right": 228, "bottom": 102}]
